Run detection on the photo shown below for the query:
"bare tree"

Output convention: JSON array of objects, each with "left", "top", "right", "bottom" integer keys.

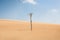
[{"left": 29, "top": 13, "right": 32, "bottom": 31}]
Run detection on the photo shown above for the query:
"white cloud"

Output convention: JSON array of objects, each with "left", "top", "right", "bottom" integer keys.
[
  {"left": 51, "top": 9, "right": 58, "bottom": 13},
  {"left": 44, "top": 9, "right": 60, "bottom": 24},
  {"left": 47, "top": 9, "right": 59, "bottom": 16},
  {"left": 23, "top": 0, "right": 37, "bottom": 5}
]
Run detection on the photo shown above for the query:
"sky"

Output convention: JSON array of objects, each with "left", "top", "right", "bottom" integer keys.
[{"left": 0, "top": 0, "right": 60, "bottom": 24}]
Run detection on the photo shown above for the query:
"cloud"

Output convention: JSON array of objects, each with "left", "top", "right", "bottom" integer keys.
[
  {"left": 51, "top": 9, "right": 58, "bottom": 13},
  {"left": 22, "top": 0, "right": 37, "bottom": 5},
  {"left": 47, "top": 9, "right": 59, "bottom": 16},
  {"left": 44, "top": 9, "right": 60, "bottom": 24}
]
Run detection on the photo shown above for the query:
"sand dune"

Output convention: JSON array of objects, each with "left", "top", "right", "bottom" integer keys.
[{"left": 0, "top": 20, "right": 60, "bottom": 40}]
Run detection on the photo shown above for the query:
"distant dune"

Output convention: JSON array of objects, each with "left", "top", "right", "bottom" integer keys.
[{"left": 0, "top": 20, "right": 60, "bottom": 40}]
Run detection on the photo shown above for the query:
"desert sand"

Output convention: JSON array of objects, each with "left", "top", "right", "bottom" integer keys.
[{"left": 0, "top": 20, "right": 60, "bottom": 40}]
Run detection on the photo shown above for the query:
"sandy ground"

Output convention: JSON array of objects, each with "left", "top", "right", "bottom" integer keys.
[{"left": 0, "top": 20, "right": 60, "bottom": 40}]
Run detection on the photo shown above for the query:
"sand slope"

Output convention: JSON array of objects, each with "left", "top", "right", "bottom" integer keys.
[{"left": 0, "top": 20, "right": 60, "bottom": 40}]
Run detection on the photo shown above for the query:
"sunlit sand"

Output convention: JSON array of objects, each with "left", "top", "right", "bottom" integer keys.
[{"left": 0, "top": 20, "right": 60, "bottom": 40}]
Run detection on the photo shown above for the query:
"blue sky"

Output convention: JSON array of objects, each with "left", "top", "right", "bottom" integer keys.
[{"left": 0, "top": 0, "right": 60, "bottom": 24}]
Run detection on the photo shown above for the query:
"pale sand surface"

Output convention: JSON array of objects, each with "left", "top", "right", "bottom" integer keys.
[{"left": 0, "top": 20, "right": 60, "bottom": 40}]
